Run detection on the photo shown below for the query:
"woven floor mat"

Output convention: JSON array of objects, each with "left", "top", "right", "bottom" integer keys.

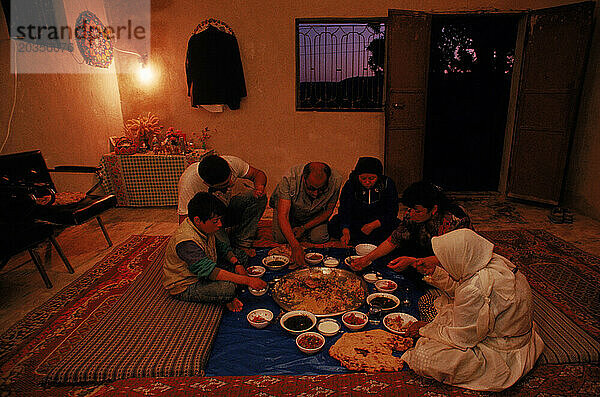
[
  {"left": 481, "top": 229, "right": 600, "bottom": 364},
  {"left": 44, "top": 240, "right": 223, "bottom": 384},
  {"left": 534, "top": 290, "right": 600, "bottom": 364}
]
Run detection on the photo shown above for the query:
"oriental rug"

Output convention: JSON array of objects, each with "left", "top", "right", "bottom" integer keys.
[{"left": 1, "top": 230, "right": 599, "bottom": 396}]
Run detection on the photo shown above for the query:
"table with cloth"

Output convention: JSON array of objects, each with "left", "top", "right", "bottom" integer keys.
[
  {"left": 99, "top": 151, "right": 214, "bottom": 206},
  {"left": 205, "top": 247, "right": 426, "bottom": 376}
]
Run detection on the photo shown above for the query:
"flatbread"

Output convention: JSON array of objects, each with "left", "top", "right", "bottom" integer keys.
[{"left": 329, "top": 329, "right": 413, "bottom": 373}]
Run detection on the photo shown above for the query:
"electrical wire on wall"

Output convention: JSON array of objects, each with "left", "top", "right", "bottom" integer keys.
[{"left": 1, "top": 38, "right": 18, "bottom": 153}]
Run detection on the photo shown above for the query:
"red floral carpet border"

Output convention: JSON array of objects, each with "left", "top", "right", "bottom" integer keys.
[{"left": 481, "top": 229, "right": 600, "bottom": 341}]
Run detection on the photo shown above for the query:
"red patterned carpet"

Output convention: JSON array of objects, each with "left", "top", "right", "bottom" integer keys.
[{"left": 1, "top": 232, "right": 599, "bottom": 396}]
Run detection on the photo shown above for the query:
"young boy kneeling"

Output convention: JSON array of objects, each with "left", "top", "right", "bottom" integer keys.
[{"left": 163, "top": 192, "right": 267, "bottom": 312}]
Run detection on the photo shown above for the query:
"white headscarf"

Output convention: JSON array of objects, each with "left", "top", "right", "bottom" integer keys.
[{"left": 431, "top": 228, "right": 516, "bottom": 301}]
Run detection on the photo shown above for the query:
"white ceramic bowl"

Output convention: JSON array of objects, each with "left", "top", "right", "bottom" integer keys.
[
  {"left": 341, "top": 310, "right": 368, "bottom": 331},
  {"left": 280, "top": 310, "right": 317, "bottom": 335},
  {"left": 355, "top": 243, "right": 377, "bottom": 256},
  {"left": 383, "top": 312, "right": 418, "bottom": 335},
  {"left": 363, "top": 272, "right": 379, "bottom": 283},
  {"left": 305, "top": 252, "right": 324, "bottom": 265},
  {"left": 247, "top": 265, "right": 266, "bottom": 277},
  {"left": 375, "top": 279, "right": 398, "bottom": 293},
  {"left": 247, "top": 309, "right": 273, "bottom": 329},
  {"left": 323, "top": 257, "right": 339, "bottom": 268},
  {"left": 249, "top": 286, "right": 268, "bottom": 296},
  {"left": 296, "top": 331, "right": 325, "bottom": 354},
  {"left": 317, "top": 318, "right": 341, "bottom": 336},
  {"left": 262, "top": 255, "right": 289, "bottom": 270},
  {"left": 367, "top": 292, "right": 400, "bottom": 311}
]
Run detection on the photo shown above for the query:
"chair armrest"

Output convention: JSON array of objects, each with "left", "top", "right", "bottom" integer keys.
[{"left": 49, "top": 166, "right": 100, "bottom": 173}]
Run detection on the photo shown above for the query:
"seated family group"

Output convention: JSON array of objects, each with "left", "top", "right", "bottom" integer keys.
[{"left": 162, "top": 154, "right": 544, "bottom": 391}]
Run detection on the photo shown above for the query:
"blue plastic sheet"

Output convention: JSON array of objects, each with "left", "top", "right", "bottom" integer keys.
[{"left": 204, "top": 247, "right": 426, "bottom": 376}]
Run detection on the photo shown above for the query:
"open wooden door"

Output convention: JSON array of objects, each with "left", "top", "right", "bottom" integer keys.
[
  {"left": 384, "top": 10, "right": 431, "bottom": 193},
  {"left": 507, "top": 2, "right": 595, "bottom": 204}
]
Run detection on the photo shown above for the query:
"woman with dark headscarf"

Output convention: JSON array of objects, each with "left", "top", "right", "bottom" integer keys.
[{"left": 328, "top": 157, "right": 399, "bottom": 245}]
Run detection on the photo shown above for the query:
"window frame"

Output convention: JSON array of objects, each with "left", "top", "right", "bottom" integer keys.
[{"left": 295, "top": 17, "right": 387, "bottom": 112}]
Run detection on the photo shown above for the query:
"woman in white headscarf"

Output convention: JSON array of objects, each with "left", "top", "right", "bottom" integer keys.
[{"left": 399, "top": 228, "right": 544, "bottom": 392}]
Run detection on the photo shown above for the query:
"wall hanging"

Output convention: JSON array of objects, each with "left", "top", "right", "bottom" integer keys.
[{"left": 75, "top": 10, "right": 114, "bottom": 68}]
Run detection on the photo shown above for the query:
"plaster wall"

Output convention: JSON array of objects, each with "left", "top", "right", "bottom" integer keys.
[
  {"left": 0, "top": 1, "right": 123, "bottom": 191},
  {"left": 120, "top": 0, "right": 597, "bottom": 208},
  {"left": 0, "top": 0, "right": 597, "bottom": 219}
]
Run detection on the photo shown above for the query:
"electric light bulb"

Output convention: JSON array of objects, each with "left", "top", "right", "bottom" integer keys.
[{"left": 138, "top": 63, "right": 154, "bottom": 84}]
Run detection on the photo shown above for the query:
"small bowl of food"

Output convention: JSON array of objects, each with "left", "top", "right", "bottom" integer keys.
[
  {"left": 341, "top": 310, "right": 368, "bottom": 331},
  {"left": 367, "top": 293, "right": 400, "bottom": 311},
  {"left": 323, "top": 257, "right": 339, "bottom": 268},
  {"left": 247, "top": 265, "right": 266, "bottom": 277},
  {"left": 280, "top": 310, "right": 317, "bottom": 335},
  {"left": 296, "top": 331, "right": 325, "bottom": 354},
  {"left": 375, "top": 279, "right": 398, "bottom": 293},
  {"left": 247, "top": 309, "right": 273, "bottom": 329},
  {"left": 355, "top": 243, "right": 377, "bottom": 256},
  {"left": 317, "top": 318, "right": 341, "bottom": 336},
  {"left": 363, "top": 272, "right": 379, "bottom": 284},
  {"left": 305, "top": 252, "right": 324, "bottom": 265},
  {"left": 383, "top": 312, "right": 418, "bottom": 335},
  {"left": 249, "top": 286, "right": 268, "bottom": 296},
  {"left": 262, "top": 255, "right": 289, "bottom": 270}
]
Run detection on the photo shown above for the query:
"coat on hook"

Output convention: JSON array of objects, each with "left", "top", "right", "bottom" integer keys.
[{"left": 186, "top": 23, "right": 247, "bottom": 110}]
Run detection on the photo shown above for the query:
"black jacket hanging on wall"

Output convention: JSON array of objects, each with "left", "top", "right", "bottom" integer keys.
[{"left": 186, "top": 25, "right": 247, "bottom": 110}]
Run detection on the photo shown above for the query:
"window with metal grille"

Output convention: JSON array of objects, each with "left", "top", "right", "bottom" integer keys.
[{"left": 296, "top": 19, "right": 386, "bottom": 111}]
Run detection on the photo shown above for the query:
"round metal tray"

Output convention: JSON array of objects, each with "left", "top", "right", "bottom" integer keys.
[{"left": 271, "top": 267, "right": 368, "bottom": 317}]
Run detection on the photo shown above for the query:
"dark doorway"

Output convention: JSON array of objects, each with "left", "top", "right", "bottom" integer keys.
[{"left": 423, "top": 15, "right": 519, "bottom": 191}]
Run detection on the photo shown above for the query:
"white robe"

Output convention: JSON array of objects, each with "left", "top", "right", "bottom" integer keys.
[{"left": 401, "top": 229, "right": 544, "bottom": 392}]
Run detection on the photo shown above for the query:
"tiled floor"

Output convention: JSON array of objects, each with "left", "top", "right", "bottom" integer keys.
[{"left": 1, "top": 197, "right": 599, "bottom": 335}]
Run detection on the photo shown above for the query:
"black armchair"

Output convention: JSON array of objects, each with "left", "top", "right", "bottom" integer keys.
[
  {"left": 0, "top": 150, "right": 117, "bottom": 247},
  {"left": 0, "top": 185, "right": 74, "bottom": 288}
]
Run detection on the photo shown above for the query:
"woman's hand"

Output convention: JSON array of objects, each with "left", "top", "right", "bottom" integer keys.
[
  {"left": 253, "top": 184, "right": 265, "bottom": 198},
  {"left": 360, "top": 221, "right": 379, "bottom": 236},
  {"left": 291, "top": 244, "right": 306, "bottom": 267},
  {"left": 415, "top": 256, "right": 439, "bottom": 276},
  {"left": 349, "top": 255, "right": 370, "bottom": 271},
  {"left": 406, "top": 321, "right": 428, "bottom": 338},
  {"left": 388, "top": 256, "right": 418, "bottom": 272},
  {"left": 340, "top": 228, "right": 351, "bottom": 246}
]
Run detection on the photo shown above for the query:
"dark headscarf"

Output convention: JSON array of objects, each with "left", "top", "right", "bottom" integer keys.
[
  {"left": 352, "top": 157, "right": 383, "bottom": 177},
  {"left": 349, "top": 157, "right": 386, "bottom": 194}
]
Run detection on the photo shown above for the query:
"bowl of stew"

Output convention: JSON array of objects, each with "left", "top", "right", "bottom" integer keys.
[
  {"left": 247, "top": 265, "right": 266, "bottom": 277},
  {"left": 366, "top": 292, "right": 400, "bottom": 312},
  {"left": 247, "top": 309, "right": 273, "bottom": 329},
  {"left": 262, "top": 255, "right": 289, "bottom": 270},
  {"left": 296, "top": 331, "right": 325, "bottom": 354},
  {"left": 280, "top": 310, "right": 317, "bottom": 335},
  {"left": 341, "top": 310, "right": 368, "bottom": 331},
  {"left": 304, "top": 252, "right": 324, "bottom": 265}
]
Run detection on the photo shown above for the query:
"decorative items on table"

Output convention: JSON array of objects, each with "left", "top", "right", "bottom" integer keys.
[
  {"left": 114, "top": 137, "right": 137, "bottom": 155},
  {"left": 164, "top": 127, "right": 187, "bottom": 155},
  {"left": 192, "top": 127, "right": 211, "bottom": 150},
  {"left": 123, "top": 112, "right": 163, "bottom": 151}
]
